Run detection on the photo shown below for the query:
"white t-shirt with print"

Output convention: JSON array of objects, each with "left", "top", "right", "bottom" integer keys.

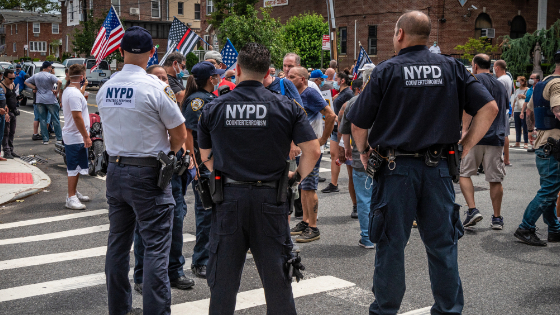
[{"left": 61, "top": 86, "right": 90, "bottom": 145}]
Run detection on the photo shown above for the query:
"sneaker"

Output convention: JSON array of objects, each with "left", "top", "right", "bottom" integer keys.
[
  {"left": 290, "top": 221, "right": 308, "bottom": 236},
  {"left": 56, "top": 140, "right": 63, "bottom": 145},
  {"left": 527, "top": 147, "right": 536, "bottom": 153},
  {"left": 170, "top": 275, "right": 195, "bottom": 290},
  {"left": 133, "top": 283, "right": 143, "bottom": 294},
  {"left": 463, "top": 208, "right": 483, "bottom": 227},
  {"left": 320, "top": 183, "right": 339, "bottom": 193},
  {"left": 191, "top": 264, "right": 207, "bottom": 279},
  {"left": 11, "top": 152, "right": 20, "bottom": 158},
  {"left": 43, "top": 141, "right": 49, "bottom": 145},
  {"left": 412, "top": 220, "right": 418, "bottom": 228},
  {"left": 548, "top": 231, "right": 560, "bottom": 242},
  {"left": 491, "top": 215, "right": 504, "bottom": 230},
  {"left": 3, "top": 152, "right": 13, "bottom": 159},
  {"left": 351, "top": 205, "right": 358, "bottom": 219},
  {"left": 295, "top": 227, "right": 321, "bottom": 243},
  {"left": 49, "top": 133, "right": 56, "bottom": 139},
  {"left": 125, "top": 308, "right": 143, "bottom": 315},
  {"left": 65, "top": 195, "right": 86, "bottom": 210},
  {"left": 514, "top": 227, "right": 547, "bottom": 246},
  {"left": 32, "top": 134, "right": 42, "bottom": 141},
  {"left": 318, "top": 177, "right": 327, "bottom": 182},
  {"left": 358, "top": 239, "right": 375, "bottom": 249},
  {"left": 76, "top": 191, "right": 91, "bottom": 202}
]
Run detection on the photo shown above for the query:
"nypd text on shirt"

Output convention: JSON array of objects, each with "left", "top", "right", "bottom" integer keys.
[
  {"left": 102, "top": 87, "right": 136, "bottom": 108},
  {"left": 224, "top": 103, "right": 269, "bottom": 128},
  {"left": 402, "top": 65, "right": 444, "bottom": 87}
]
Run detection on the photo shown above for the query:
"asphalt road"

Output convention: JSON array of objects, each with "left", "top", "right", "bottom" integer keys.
[{"left": 1, "top": 99, "right": 559, "bottom": 315}]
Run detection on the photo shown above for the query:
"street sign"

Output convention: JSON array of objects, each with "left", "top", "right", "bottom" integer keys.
[
  {"left": 458, "top": 0, "right": 467, "bottom": 6},
  {"left": 322, "top": 35, "right": 330, "bottom": 51}
]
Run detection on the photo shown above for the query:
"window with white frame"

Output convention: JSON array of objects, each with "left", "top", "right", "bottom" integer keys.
[
  {"left": 67, "top": 0, "right": 82, "bottom": 25},
  {"left": 33, "top": 23, "right": 40, "bottom": 33},
  {"left": 112, "top": 0, "right": 120, "bottom": 15},
  {"left": 204, "top": 34, "right": 209, "bottom": 50},
  {"left": 52, "top": 24, "right": 59, "bottom": 34},
  {"left": 151, "top": 0, "right": 160, "bottom": 18},
  {"left": 69, "top": 1, "right": 74, "bottom": 20},
  {"left": 207, "top": 0, "right": 214, "bottom": 14},
  {"left": 29, "top": 41, "right": 47, "bottom": 52},
  {"left": 13, "top": 43, "right": 16, "bottom": 52}
]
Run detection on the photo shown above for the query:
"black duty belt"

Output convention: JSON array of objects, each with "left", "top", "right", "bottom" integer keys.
[
  {"left": 109, "top": 156, "right": 159, "bottom": 167},
  {"left": 383, "top": 149, "right": 447, "bottom": 159},
  {"left": 224, "top": 177, "right": 278, "bottom": 188}
]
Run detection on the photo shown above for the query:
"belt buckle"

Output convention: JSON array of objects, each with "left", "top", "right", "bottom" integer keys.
[{"left": 256, "top": 180, "right": 263, "bottom": 187}]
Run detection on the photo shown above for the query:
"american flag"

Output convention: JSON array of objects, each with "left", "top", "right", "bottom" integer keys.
[
  {"left": 146, "top": 46, "right": 159, "bottom": 68},
  {"left": 353, "top": 45, "right": 373, "bottom": 80},
  {"left": 90, "top": 6, "right": 124, "bottom": 71},
  {"left": 160, "top": 17, "right": 200, "bottom": 65},
  {"left": 220, "top": 39, "right": 238, "bottom": 74}
]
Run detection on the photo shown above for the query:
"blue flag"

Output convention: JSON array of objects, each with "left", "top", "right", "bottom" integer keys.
[
  {"left": 147, "top": 46, "right": 159, "bottom": 68},
  {"left": 220, "top": 39, "right": 238, "bottom": 74},
  {"left": 353, "top": 45, "right": 373, "bottom": 80}
]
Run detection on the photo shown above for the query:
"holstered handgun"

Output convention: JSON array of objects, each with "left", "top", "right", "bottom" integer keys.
[
  {"left": 157, "top": 151, "right": 177, "bottom": 190},
  {"left": 446, "top": 143, "right": 461, "bottom": 183},
  {"left": 210, "top": 169, "right": 224, "bottom": 204},
  {"left": 175, "top": 150, "right": 191, "bottom": 175}
]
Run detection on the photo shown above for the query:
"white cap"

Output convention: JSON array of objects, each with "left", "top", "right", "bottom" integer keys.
[{"left": 358, "top": 63, "right": 376, "bottom": 72}]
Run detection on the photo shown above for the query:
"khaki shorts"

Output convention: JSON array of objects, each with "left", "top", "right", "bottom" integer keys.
[{"left": 460, "top": 145, "right": 506, "bottom": 182}]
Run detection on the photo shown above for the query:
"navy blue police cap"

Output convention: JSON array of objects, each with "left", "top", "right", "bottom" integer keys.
[
  {"left": 120, "top": 26, "right": 153, "bottom": 54},
  {"left": 42, "top": 61, "right": 53, "bottom": 69},
  {"left": 191, "top": 61, "right": 226, "bottom": 82}
]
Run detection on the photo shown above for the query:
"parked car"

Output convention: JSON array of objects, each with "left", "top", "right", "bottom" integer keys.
[
  {"left": 0, "top": 61, "right": 12, "bottom": 69},
  {"left": 62, "top": 58, "right": 111, "bottom": 87},
  {"left": 21, "top": 61, "right": 66, "bottom": 102}
]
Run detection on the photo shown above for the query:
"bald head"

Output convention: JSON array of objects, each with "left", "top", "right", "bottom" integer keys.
[
  {"left": 325, "top": 68, "right": 335, "bottom": 80},
  {"left": 493, "top": 59, "right": 507, "bottom": 77},
  {"left": 287, "top": 66, "right": 308, "bottom": 91},
  {"left": 393, "top": 11, "right": 431, "bottom": 52}
]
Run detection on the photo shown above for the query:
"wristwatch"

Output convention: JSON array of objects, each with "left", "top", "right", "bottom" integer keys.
[{"left": 359, "top": 145, "right": 371, "bottom": 155}]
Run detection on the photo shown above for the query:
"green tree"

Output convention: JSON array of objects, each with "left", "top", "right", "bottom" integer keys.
[
  {"left": 0, "top": 0, "right": 60, "bottom": 13},
  {"left": 219, "top": 6, "right": 290, "bottom": 67},
  {"left": 208, "top": 0, "right": 258, "bottom": 30},
  {"left": 454, "top": 37, "right": 499, "bottom": 63},
  {"left": 185, "top": 52, "right": 199, "bottom": 72},
  {"left": 72, "top": 11, "right": 123, "bottom": 65},
  {"left": 284, "top": 13, "right": 330, "bottom": 69}
]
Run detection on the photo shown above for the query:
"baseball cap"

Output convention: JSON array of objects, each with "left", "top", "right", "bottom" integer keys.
[
  {"left": 42, "top": 61, "right": 53, "bottom": 69},
  {"left": 16, "top": 64, "right": 21, "bottom": 69},
  {"left": 204, "top": 50, "right": 222, "bottom": 64},
  {"left": 191, "top": 61, "right": 226, "bottom": 82},
  {"left": 120, "top": 26, "right": 153, "bottom": 54},
  {"left": 309, "top": 69, "right": 327, "bottom": 79},
  {"left": 358, "top": 63, "right": 376, "bottom": 72}
]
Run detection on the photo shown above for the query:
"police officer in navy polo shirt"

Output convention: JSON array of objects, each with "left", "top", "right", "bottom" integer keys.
[
  {"left": 197, "top": 43, "right": 320, "bottom": 315},
  {"left": 98, "top": 26, "right": 188, "bottom": 315},
  {"left": 347, "top": 11, "right": 499, "bottom": 315}
]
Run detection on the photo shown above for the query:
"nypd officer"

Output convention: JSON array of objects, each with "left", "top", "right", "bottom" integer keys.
[
  {"left": 347, "top": 11, "right": 499, "bottom": 315},
  {"left": 98, "top": 27, "right": 188, "bottom": 315},
  {"left": 181, "top": 61, "right": 224, "bottom": 278},
  {"left": 197, "top": 42, "right": 320, "bottom": 314}
]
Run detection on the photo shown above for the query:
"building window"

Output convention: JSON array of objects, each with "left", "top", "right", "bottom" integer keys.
[
  {"left": 207, "top": 0, "right": 214, "bottom": 14},
  {"left": 69, "top": 1, "right": 74, "bottom": 20},
  {"left": 368, "top": 25, "right": 377, "bottom": 55},
  {"left": 339, "top": 27, "right": 347, "bottom": 55},
  {"left": 13, "top": 43, "right": 16, "bottom": 52},
  {"left": 123, "top": 22, "right": 170, "bottom": 39},
  {"left": 178, "top": 2, "right": 184, "bottom": 15},
  {"left": 204, "top": 34, "right": 210, "bottom": 50},
  {"left": 33, "top": 22, "right": 40, "bottom": 33},
  {"left": 510, "top": 15, "right": 526, "bottom": 39},
  {"left": 112, "top": 0, "right": 120, "bottom": 15},
  {"left": 10, "top": 25, "right": 12, "bottom": 35},
  {"left": 15, "top": 24, "right": 17, "bottom": 34},
  {"left": 66, "top": 35, "right": 69, "bottom": 52},
  {"left": 194, "top": 4, "right": 201, "bottom": 20},
  {"left": 52, "top": 24, "right": 59, "bottom": 34},
  {"left": 151, "top": 1, "right": 160, "bottom": 18},
  {"left": 29, "top": 41, "right": 47, "bottom": 52},
  {"left": 475, "top": 13, "right": 492, "bottom": 39}
]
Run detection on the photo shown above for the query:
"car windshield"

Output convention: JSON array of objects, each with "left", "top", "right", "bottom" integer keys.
[
  {"left": 66, "top": 60, "right": 84, "bottom": 67},
  {"left": 53, "top": 67, "right": 66, "bottom": 77}
]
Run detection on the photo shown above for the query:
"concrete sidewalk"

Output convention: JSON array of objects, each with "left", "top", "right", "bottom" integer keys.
[{"left": 0, "top": 158, "right": 51, "bottom": 205}]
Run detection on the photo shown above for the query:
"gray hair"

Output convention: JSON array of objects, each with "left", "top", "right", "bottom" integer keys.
[
  {"left": 163, "top": 52, "right": 186, "bottom": 67},
  {"left": 284, "top": 53, "right": 301, "bottom": 66}
]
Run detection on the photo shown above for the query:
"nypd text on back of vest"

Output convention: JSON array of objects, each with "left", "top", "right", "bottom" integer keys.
[
  {"left": 402, "top": 65, "right": 444, "bottom": 87},
  {"left": 225, "top": 103, "right": 269, "bottom": 127}
]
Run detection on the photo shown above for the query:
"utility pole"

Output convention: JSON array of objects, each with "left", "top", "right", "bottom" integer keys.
[
  {"left": 326, "top": 0, "right": 337, "bottom": 65},
  {"left": 82, "top": 0, "right": 88, "bottom": 23}
]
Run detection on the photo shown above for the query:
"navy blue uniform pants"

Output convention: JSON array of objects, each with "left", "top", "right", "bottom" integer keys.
[
  {"left": 105, "top": 163, "right": 175, "bottom": 315},
  {"left": 207, "top": 185, "right": 296, "bottom": 315},
  {"left": 191, "top": 170, "right": 212, "bottom": 267},
  {"left": 133, "top": 172, "right": 188, "bottom": 283},
  {"left": 369, "top": 158, "right": 464, "bottom": 315}
]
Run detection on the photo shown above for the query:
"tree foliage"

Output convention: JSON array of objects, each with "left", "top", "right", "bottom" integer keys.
[
  {"left": 454, "top": 37, "right": 499, "bottom": 63},
  {"left": 501, "top": 19, "right": 560, "bottom": 78},
  {"left": 0, "top": 0, "right": 60, "bottom": 13},
  {"left": 218, "top": 6, "right": 290, "bottom": 67},
  {"left": 71, "top": 11, "right": 123, "bottom": 65},
  {"left": 284, "top": 13, "right": 330, "bottom": 69},
  {"left": 185, "top": 52, "right": 199, "bottom": 72},
  {"left": 208, "top": 0, "right": 258, "bottom": 30}
]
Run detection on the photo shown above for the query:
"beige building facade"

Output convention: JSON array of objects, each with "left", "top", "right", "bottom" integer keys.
[{"left": 169, "top": 0, "right": 202, "bottom": 31}]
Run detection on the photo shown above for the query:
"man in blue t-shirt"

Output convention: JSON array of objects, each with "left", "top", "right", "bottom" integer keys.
[
  {"left": 287, "top": 66, "right": 335, "bottom": 243},
  {"left": 520, "top": 73, "right": 541, "bottom": 152},
  {"left": 459, "top": 54, "right": 507, "bottom": 231}
]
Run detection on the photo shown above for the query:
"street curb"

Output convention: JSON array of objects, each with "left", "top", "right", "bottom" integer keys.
[{"left": 0, "top": 159, "right": 51, "bottom": 205}]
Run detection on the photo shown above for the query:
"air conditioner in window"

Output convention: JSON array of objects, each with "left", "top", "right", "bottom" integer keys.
[
  {"left": 130, "top": 8, "right": 140, "bottom": 15},
  {"left": 481, "top": 28, "right": 495, "bottom": 38},
  {"left": 34, "top": 33, "right": 39, "bottom": 37}
]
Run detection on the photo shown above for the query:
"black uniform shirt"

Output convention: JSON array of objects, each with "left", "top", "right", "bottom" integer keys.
[
  {"left": 198, "top": 80, "right": 317, "bottom": 181},
  {"left": 347, "top": 45, "right": 495, "bottom": 152}
]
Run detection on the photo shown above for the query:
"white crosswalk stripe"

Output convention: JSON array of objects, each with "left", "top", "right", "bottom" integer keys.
[
  {"left": 0, "top": 224, "right": 109, "bottom": 246},
  {"left": 0, "top": 209, "right": 108, "bottom": 230}
]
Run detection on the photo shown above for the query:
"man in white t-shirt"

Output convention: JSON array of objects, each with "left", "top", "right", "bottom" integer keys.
[
  {"left": 428, "top": 42, "right": 441, "bottom": 54},
  {"left": 61, "top": 64, "right": 92, "bottom": 210},
  {"left": 494, "top": 60, "right": 514, "bottom": 166}
]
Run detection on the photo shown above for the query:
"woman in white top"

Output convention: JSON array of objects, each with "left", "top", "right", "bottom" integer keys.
[{"left": 511, "top": 76, "right": 529, "bottom": 148}]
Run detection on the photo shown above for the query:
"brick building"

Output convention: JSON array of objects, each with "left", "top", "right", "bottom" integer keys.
[
  {"left": 200, "top": 0, "right": 560, "bottom": 70},
  {"left": 0, "top": 10, "right": 62, "bottom": 59}
]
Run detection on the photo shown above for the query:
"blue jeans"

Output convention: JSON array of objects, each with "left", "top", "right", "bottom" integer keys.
[
  {"left": 192, "top": 169, "right": 212, "bottom": 267},
  {"left": 514, "top": 112, "right": 528, "bottom": 144},
  {"left": 519, "top": 149, "right": 560, "bottom": 232},
  {"left": 369, "top": 157, "right": 463, "bottom": 315},
  {"left": 352, "top": 169, "right": 375, "bottom": 247},
  {"left": 36, "top": 103, "right": 61, "bottom": 142}
]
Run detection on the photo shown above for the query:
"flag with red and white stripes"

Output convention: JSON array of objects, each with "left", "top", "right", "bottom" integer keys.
[
  {"left": 90, "top": 6, "right": 124, "bottom": 71},
  {"left": 159, "top": 17, "right": 201, "bottom": 65}
]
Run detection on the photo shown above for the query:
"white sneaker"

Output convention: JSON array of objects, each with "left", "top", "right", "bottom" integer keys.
[
  {"left": 76, "top": 191, "right": 91, "bottom": 202},
  {"left": 66, "top": 195, "right": 86, "bottom": 210}
]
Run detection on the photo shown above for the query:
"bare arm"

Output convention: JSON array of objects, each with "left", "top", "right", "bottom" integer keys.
[
  {"left": 526, "top": 109, "right": 535, "bottom": 130},
  {"left": 461, "top": 111, "right": 473, "bottom": 140},
  {"left": 294, "top": 139, "right": 321, "bottom": 179},
  {"left": 342, "top": 134, "right": 352, "bottom": 160},
  {"left": 460, "top": 101, "right": 499, "bottom": 158},
  {"left": 200, "top": 148, "right": 214, "bottom": 172},
  {"left": 351, "top": 124, "right": 370, "bottom": 169},
  {"left": 319, "top": 106, "right": 336, "bottom": 146},
  {"left": 71, "top": 111, "right": 92, "bottom": 148},
  {"left": 24, "top": 82, "right": 36, "bottom": 90},
  {"left": 168, "top": 123, "right": 188, "bottom": 154},
  {"left": 176, "top": 90, "right": 185, "bottom": 105}
]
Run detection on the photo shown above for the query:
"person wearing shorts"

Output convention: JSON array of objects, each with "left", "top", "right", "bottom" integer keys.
[
  {"left": 459, "top": 54, "right": 508, "bottom": 230},
  {"left": 61, "top": 64, "right": 92, "bottom": 210}
]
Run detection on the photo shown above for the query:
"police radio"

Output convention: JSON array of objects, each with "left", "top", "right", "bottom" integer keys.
[{"left": 366, "top": 147, "right": 384, "bottom": 178}]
